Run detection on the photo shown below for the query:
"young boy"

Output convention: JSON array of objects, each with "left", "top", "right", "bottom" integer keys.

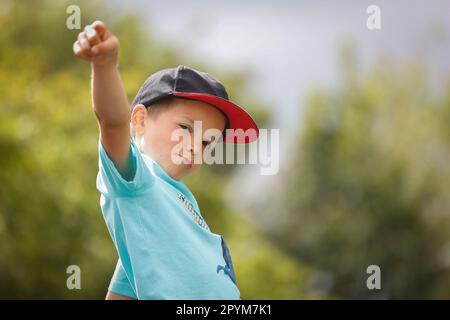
[{"left": 73, "top": 21, "right": 259, "bottom": 299}]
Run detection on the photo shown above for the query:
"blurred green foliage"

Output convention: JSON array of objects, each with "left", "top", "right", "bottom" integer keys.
[
  {"left": 0, "top": 0, "right": 313, "bottom": 299},
  {"left": 272, "top": 45, "right": 450, "bottom": 299},
  {"left": 3, "top": 0, "right": 446, "bottom": 300}
]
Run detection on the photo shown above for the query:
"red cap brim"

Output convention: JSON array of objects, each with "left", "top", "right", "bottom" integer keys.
[{"left": 172, "top": 92, "right": 259, "bottom": 144}]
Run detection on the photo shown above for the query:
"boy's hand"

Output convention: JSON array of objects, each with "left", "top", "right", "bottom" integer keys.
[{"left": 73, "top": 21, "right": 119, "bottom": 67}]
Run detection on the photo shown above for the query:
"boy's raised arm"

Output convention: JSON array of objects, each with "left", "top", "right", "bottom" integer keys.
[{"left": 73, "top": 21, "right": 133, "bottom": 180}]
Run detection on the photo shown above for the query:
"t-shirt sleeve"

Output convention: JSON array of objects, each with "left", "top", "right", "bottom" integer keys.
[
  {"left": 96, "top": 135, "right": 154, "bottom": 197},
  {"left": 108, "top": 259, "right": 138, "bottom": 299}
]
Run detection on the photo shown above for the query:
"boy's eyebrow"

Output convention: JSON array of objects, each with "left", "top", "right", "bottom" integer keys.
[{"left": 182, "top": 116, "right": 195, "bottom": 124}]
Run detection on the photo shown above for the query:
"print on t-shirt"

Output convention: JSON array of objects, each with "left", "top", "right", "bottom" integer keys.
[
  {"left": 217, "top": 236, "right": 237, "bottom": 285},
  {"left": 177, "top": 192, "right": 210, "bottom": 231}
]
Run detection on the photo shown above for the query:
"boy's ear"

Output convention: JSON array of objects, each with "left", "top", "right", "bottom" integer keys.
[{"left": 131, "top": 104, "right": 148, "bottom": 135}]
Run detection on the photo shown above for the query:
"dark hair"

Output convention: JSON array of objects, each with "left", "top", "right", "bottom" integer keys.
[{"left": 145, "top": 96, "right": 177, "bottom": 118}]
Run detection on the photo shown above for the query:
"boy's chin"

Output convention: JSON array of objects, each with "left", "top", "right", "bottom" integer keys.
[
  {"left": 172, "top": 165, "right": 199, "bottom": 181},
  {"left": 164, "top": 165, "right": 188, "bottom": 181}
]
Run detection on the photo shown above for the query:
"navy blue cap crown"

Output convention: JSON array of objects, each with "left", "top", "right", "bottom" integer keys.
[{"left": 130, "top": 65, "right": 229, "bottom": 110}]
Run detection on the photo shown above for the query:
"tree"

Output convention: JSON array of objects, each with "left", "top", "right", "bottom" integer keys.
[
  {"left": 1, "top": 0, "right": 309, "bottom": 299},
  {"left": 270, "top": 47, "right": 450, "bottom": 299}
]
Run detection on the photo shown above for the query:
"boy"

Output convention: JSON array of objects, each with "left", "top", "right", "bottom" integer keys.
[{"left": 73, "top": 20, "right": 259, "bottom": 299}]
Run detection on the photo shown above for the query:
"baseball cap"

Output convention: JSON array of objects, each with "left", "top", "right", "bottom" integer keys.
[{"left": 130, "top": 65, "right": 259, "bottom": 144}]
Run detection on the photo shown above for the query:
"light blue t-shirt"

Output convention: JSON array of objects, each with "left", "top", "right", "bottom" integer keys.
[{"left": 96, "top": 135, "right": 240, "bottom": 299}]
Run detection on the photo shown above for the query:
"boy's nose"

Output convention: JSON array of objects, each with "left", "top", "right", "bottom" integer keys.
[{"left": 187, "top": 138, "right": 202, "bottom": 158}]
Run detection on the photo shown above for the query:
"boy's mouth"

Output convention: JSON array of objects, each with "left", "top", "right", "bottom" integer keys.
[{"left": 177, "top": 154, "right": 193, "bottom": 168}]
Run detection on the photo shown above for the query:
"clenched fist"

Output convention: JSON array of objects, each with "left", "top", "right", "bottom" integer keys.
[{"left": 73, "top": 20, "right": 119, "bottom": 67}]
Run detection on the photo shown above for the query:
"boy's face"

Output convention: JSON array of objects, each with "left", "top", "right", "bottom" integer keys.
[{"left": 131, "top": 98, "right": 226, "bottom": 181}]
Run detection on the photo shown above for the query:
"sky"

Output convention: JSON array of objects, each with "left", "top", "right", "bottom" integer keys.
[
  {"left": 110, "top": 0, "right": 450, "bottom": 126},
  {"left": 109, "top": 0, "right": 450, "bottom": 222}
]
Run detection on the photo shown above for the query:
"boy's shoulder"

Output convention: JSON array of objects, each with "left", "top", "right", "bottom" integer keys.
[{"left": 98, "top": 135, "right": 199, "bottom": 211}]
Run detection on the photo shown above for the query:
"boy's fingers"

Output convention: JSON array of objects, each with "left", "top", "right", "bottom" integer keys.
[
  {"left": 91, "top": 20, "right": 107, "bottom": 39},
  {"left": 78, "top": 34, "right": 95, "bottom": 57},
  {"left": 91, "top": 36, "right": 118, "bottom": 55},
  {"left": 74, "top": 34, "right": 89, "bottom": 58},
  {"left": 73, "top": 41, "right": 90, "bottom": 60},
  {"left": 85, "top": 25, "right": 101, "bottom": 46},
  {"left": 73, "top": 41, "right": 81, "bottom": 55},
  {"left": 73, "top": 21, "right": 116, "bottom": 60}
]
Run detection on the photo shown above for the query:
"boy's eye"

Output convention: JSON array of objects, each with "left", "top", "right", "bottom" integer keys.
[
  {"left": 203, "top": 137, "right": 215, "bottom": 148},
  {"left": 179, "top": 123, "right": 212, "bottom": 147}
]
